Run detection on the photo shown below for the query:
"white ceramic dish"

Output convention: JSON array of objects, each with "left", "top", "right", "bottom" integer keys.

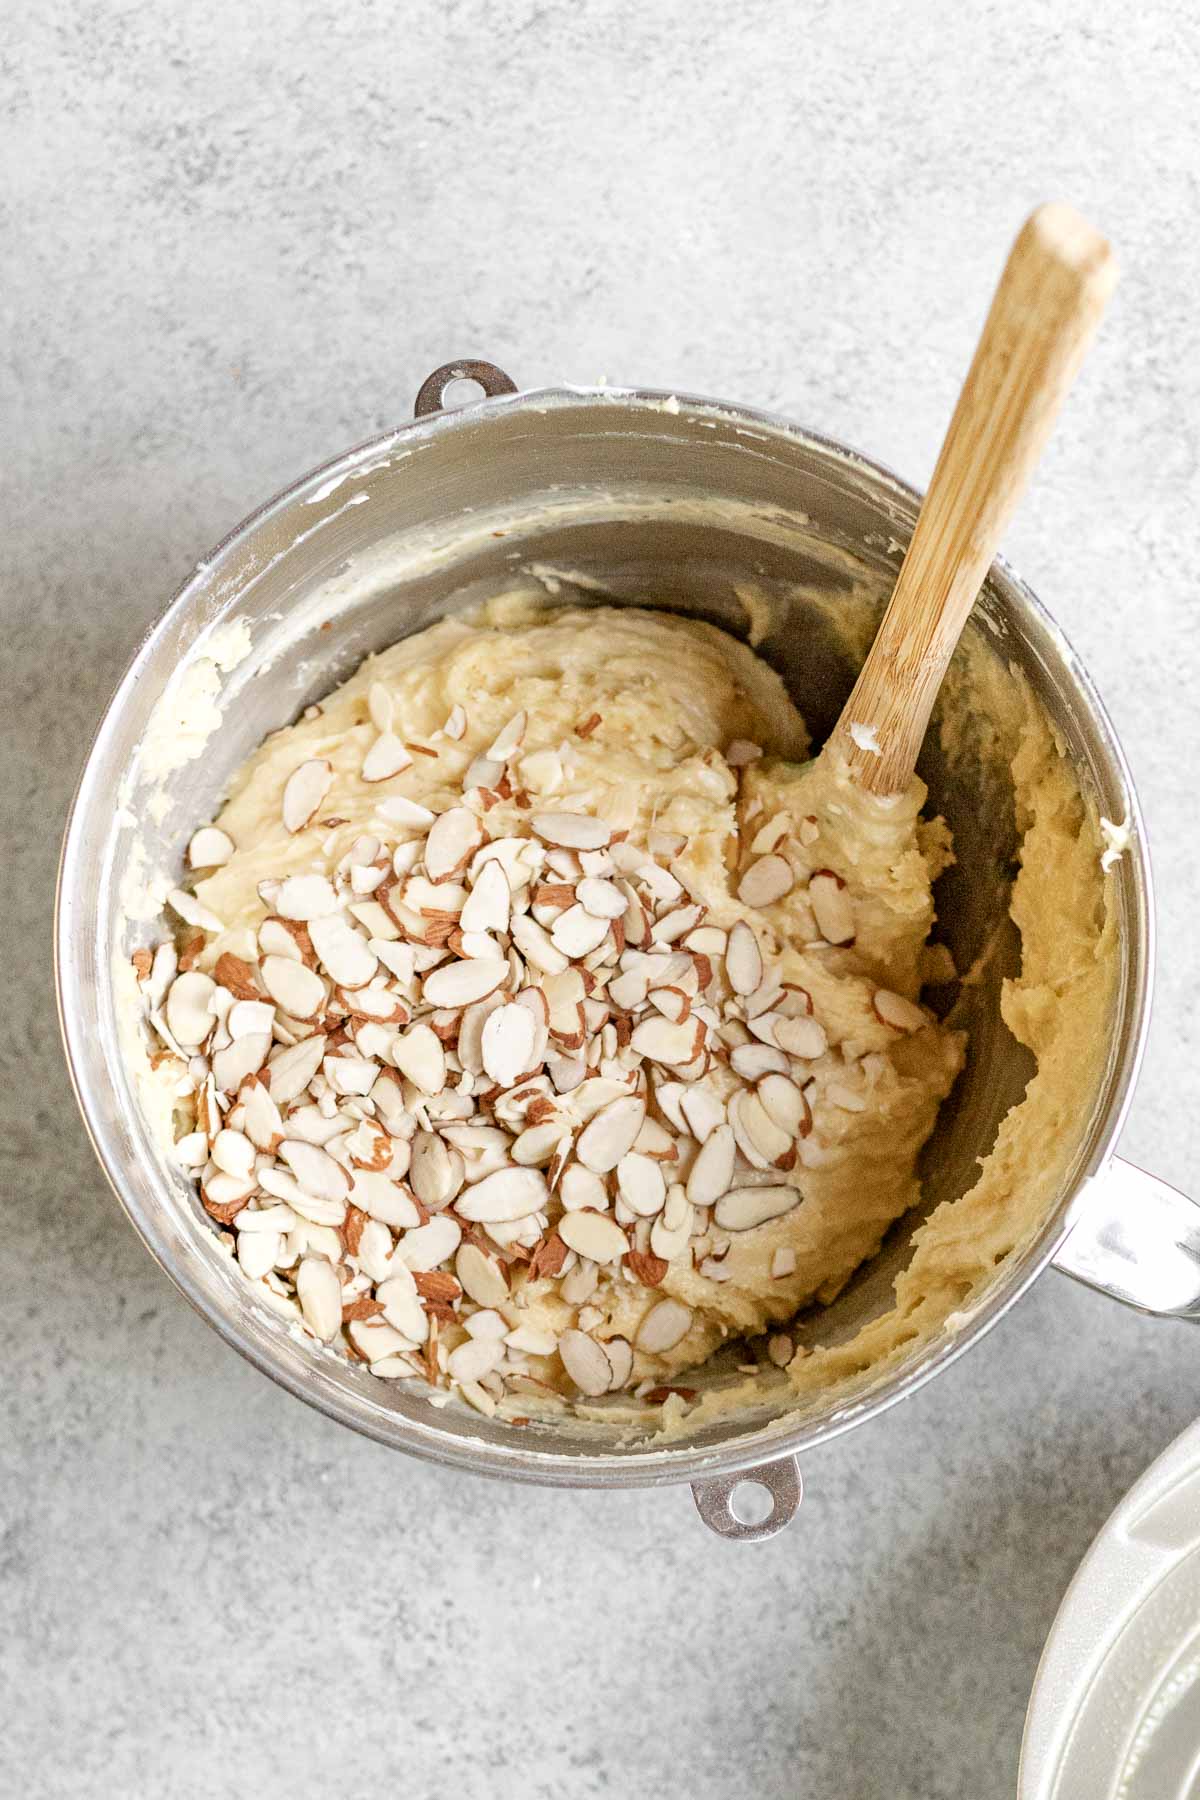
[{"left": 1021, "top": 1417, "right": 1200, "bottom": 1798}]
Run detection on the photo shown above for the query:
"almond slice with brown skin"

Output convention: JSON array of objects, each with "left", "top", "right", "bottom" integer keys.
[
  {"left": 560, "top": 1162, "right": 609, "bottom": 1212},
  {"left": 212, "top": 1033, "right": 272, "bottom": 1094},
  {"left": 575, "top": 1094, "right": 646, "bottom": 1173},
  {"left": 636, "top": 1297, "right": 693, "bottom": 1353},
  {"left": 757, "top": 1072, "right": 812, "bottom": 1139},
  {"left": 362, "top": 733, "right": 413, "bottom": 782},
  {"left": 809, "top": 870, "right": 856, "bottom": 945},
  {"left": 425, "top": 806, "right": 484, "bottom": 880},
  {"left": 559, "top": 1208, "right": 628, "bottom": 1264},
  {"left": 260, "top": 954, "right": 325, "bottom": 1019},
  {"left": 686, "top": 1121, "right": 736, "bottom": 1206},
  {"left": 647, "top": 986, "right": 690, "bottom": 1024},
  {"left": 422, "top": 957, "right": 508, "bottom": 1008},
  {"left": 559, "top": 1329, "right": 614, "bottom": 1396},
  {"left": 282, "top": 759, "right": 334, "bottom": 833},
  {"left": 455, "top": 1242, "right": 510, "bottom": 1307},
  {"left": 714, "top": 1184, "right": 800, "bottom": 1231},
  {"left": 872, "top": 988, "right": 928, "bottom": 1032},
  {"left": 240, "top": 1075, "right": 284, "bottom": 1150},
  {"left": 737, "top": 855, "right": 794, "bottom": 907},
  {"left": 725, "top": 919, "right": 763, "bottom": 995},
  {"left": 188, "top": 826, "right": 234, "bottom": 869},
  {"left": 532, "top": 812, "right": 612, "bottom": 851}
]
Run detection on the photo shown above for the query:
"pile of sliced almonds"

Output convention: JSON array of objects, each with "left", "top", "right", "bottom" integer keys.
[{"left": 138, "top": 707, "right": 932, "bottom": 1418}]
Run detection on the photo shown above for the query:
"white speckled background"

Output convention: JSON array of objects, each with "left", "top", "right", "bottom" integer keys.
[{"left": 4, "top": 5, "right": 1199, "bottom": 1796}]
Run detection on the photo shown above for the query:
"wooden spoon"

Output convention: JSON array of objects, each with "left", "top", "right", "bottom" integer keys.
[{"left": 826, "top": 203, "right": 1117, "bottom": 798}]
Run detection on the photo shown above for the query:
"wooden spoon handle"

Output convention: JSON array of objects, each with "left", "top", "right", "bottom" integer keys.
[{"left": 829, "top": 203, "right": 1117, "bottom": 797}]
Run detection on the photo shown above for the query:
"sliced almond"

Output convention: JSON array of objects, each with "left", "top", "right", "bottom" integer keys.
[
  {"left": 164, "top": 970, "right": 216, "bottom": 1047},
  {"left": 212, "top": 1033, "right": 271, "bottom": 1093},
  {"left": 686, "top": 1122, "right": 736, "bottom": 1207},
  {"left": 616, "top": 1152, "right": 667, "bottom": 1217},
  {"left": 349, "top": 1169, "right": 421, "bottom": 1229},
  {"left": 532, "top": 812, "right": 612, "bottom": 851},
  {"left": 276, "top": 873, "right": 339, "bottom": 921},
  {"left": 455, "top": 1242, "right": 510, "bottom": 1308},
  {"left": 872, "top": 988, "right": 928, "bottom": 1032},
  {"left": 296, "top": 1255, "right": 342, "bottom": 1340},
  {"left": 395, "top": 1213, "right": 462, "bottom": 1270},
  {"left": 560, "top": 1162, "right": 609, "bottom": 1212},
  {"left": 629, "top": 1016, "right": 697, "bottom": 1067},
  {"left": 443, "top": 704, "right": 467, "bottom": 741},
  {"left": 679, "top": 1085, "right": 725, "bottom": 1143},
  {"left": 559, "top": 1209, "right": 628, "bottom": 1265},
  {"left": 425, "top": 806, "right": 484, "bottom": 881},
  {"left": 559, "top": 1329, "right": 614, "bottom": 1397},
  {"left": 241, "top": 1076, "right": 284, "bottom": 1150},
  {"left": 188, "top": 826, "right": 234, "bottom": 869},
  {"left": 265, "top": 1034, "right": 327, "bottom": 1103},
  {"left": 636, "top": 1297, "right": 693, "bottom": 1354},
  {"left": 422, "top": 958, "right": 507, "bottom": 1008},
  {"left": 730, "top": 1042, "right": 789, "bottom": 1080},
  {"left": 758, "top": 1072, "right": 812, "bottom": 1139},
  {"left": 447, "top": 1335, "right": 502, "bottom": 1384},
  {"left": 575, "top": 1094, "right": 646, "bottom": 1173},
  {"left": 771, "top": 1247, "right": 797, "bottom": 1278},
  {"left": 455, "top": 1165, "right": 548, "bottom": 1222},
  {"left": 282, "top": 759, "right": 334, "bottom": 833},
  {"left": 259, "top": 955, "right": 324, "bottom": 1019},
  {"left": 392, "top": 1022, "right": 447, "bottom": 1095},
  {"left": 510, "top": 913, "right": 568, "bottom": 975},
  {"left": 773, "top": 1014, "right": 828, "bottom": 1059},
  {"left": 362, "top": 732, "right": 413, "bottom": 782},
  {"left": 809, "top": 870, "right": 855, "bottom": 945},
  {"left": 308, "top": 913, "right": 377, "bottom": 988},
  {"left": 737, "top": 855, "right": 794, "bottom": 907},
  {"left": 485, "top": 709, "right": 527, "bottom": 760},
  {"left": 714, "top": 1184, "right": 800, "bottom": 1231},
  {"left": 647, "top": 986, "right": 690, "bottom": 1024},
  {"left": 279, "top": 1139, "right": 351, "bottom": 1201},
  {"left": 166, "top": 888, "right": 223, "bottom": 933},
  {"left": 378, "top": 794, "right": 437, "bottom": 828},
  {"left": 481, "top": 1003, "right": 538, "bottom": 1088},
  {"left": 460, "top": 858, "right": 511, "bottom": 935},
  {"left": 603, "top": 1336, "right": 634, "bottom": 1390},
  {"left": 577, "top": 876, "right": 627, "bottom": 920},
  {"left": 551, "top": 904, "right": 610, "bottom": 959},
  {"left": 735, "top": 1090, "right": 793, "bottom": 1166},
  {"left": 725, "top": 919, "right": 763, "bottom": 995}
]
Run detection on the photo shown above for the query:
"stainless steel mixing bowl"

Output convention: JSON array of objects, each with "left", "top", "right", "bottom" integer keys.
[{"left": 56, "top": 361, "right": 1200, "bottom": 1540}]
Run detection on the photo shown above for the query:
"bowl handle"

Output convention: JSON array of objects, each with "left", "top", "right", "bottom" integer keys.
[
  {"left": 413, "top": 360, "right": 518, "bottom": 417},
  {"left": 1053, "top": 1155, "right": 1200, "bottom": 1317},
  {"left": 691, "top": 1456, "right": 803, "bottom": 1541}
]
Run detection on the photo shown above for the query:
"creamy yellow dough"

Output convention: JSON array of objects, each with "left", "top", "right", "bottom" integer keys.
[{"left": 147, "top": 601, "right": 1114, "bottom": 1422}]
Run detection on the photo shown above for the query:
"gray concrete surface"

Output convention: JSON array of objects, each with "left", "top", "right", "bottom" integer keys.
[{"left": 4, "top": 4, "right": 1199, "bottom": 1796}]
